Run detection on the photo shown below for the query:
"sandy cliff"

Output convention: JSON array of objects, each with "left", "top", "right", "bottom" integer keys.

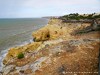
[{"left": 1, "top": 18, "right": 100, "bottom": 75}]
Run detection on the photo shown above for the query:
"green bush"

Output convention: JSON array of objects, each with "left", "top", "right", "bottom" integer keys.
[
  {"left": 17, "top": 52, "right": 24, "bottom": 59},
  {"left": 60, "top": 13, "right": 100, "bottom": 20}
]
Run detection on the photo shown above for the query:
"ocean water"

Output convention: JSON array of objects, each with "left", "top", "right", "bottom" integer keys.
[{"left": 0, "top": 18, "right": 49, "bottom": 70}]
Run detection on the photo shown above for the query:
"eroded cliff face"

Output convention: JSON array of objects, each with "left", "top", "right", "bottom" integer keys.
[
  {"left": 32, "top": 19, "right": 91, "bottom": 41},
  {"left": 1, "top": 18, "right": 100, "bottom": 75}
]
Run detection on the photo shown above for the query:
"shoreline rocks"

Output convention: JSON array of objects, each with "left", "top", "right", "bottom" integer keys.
[{"left": 1, "top": 18, "right": 100, "bottom": 75}]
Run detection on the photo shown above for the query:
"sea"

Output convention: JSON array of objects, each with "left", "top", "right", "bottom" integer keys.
[{"left": 0, "top": 18, "right": 49, "bottom": 70}]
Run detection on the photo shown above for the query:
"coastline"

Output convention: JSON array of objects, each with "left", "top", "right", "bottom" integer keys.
[
  {"left": 0, "top": 49, "right": 7, "bottom": 71},
  {"left": 1, "top": 17, "right": 100, "bottom": 75},
  {"left": 0, "top": 18, "right": 49, "bottom": 71},
  {"left": 0, "top": 39, "right": 33, "bottom": 71}
]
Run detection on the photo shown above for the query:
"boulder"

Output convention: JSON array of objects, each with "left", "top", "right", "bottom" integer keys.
[{"left": 3, "top": 42, "right": 42, "bottom": 65}]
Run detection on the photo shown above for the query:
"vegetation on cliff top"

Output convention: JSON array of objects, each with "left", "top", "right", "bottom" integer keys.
[{"left": 59, "top": 13, "right": 100, "bottom": 20}]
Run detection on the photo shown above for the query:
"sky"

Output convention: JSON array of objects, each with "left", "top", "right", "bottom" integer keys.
[{"left": 0, "top": 0, "right": 100, "bottom": 18}]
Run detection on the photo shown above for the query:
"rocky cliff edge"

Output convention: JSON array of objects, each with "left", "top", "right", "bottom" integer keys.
[{"left": 1, "top": 18, "right": 100, "bottom": 75}]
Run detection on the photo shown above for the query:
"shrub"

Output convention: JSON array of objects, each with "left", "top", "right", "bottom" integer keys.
[
  {"left": 17, "top": 52, "right": 24, "bottom": 59},
  {"left": 60, "top": 13, "right": 100, "bottom": 20}
]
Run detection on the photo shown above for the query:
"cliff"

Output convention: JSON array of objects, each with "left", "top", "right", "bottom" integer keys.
[{"left": 1, "top": 18, "right": 100, "bottom": 75}]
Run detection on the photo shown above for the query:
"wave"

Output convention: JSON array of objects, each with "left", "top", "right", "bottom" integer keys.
[
  {"left": 0, "top": 38, "right": 33, "bottom": 71},
  {"left": 0, "top": 30, "right": 35, "bottom": 71},
  {"left": 0, "top": 49, "right": 7, "bottom": 71}
]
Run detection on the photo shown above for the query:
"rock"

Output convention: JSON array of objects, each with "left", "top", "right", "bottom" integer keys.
[
  {"left": 2, "top": 65, "right": 15, "bottom": 75},
  {"left": 1, "top": 18, "right": 100, "bottom": 75},
  {"left": 3, "top": 42, "right": 42, "bottom": 65},
  {"left": 24, "top": 69, "right": 32, "bottom": 74},
  {"left": 32, "top": 27, "right": 50, "bottom": 42},
  {"left": 32, "top": 18, "right": 93, "bottom": 42},
  {"left": 0, "top": 71, "right": 3, "bottom": 75}
]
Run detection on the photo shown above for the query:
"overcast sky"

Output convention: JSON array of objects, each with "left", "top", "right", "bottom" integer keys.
[{"left": 0, "top": 0, "right": 100, "bottom": 18}]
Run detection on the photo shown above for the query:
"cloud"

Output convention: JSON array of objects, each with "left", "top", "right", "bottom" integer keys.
[
  {"left": 0, "top": 0, "right": 99, "bottom": 18},
  {"left": 1, "top": 0, "right": 99, "bottom": 8},
  {"left": 15, "top": 0, "right": 99, "bottom": 8}
]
